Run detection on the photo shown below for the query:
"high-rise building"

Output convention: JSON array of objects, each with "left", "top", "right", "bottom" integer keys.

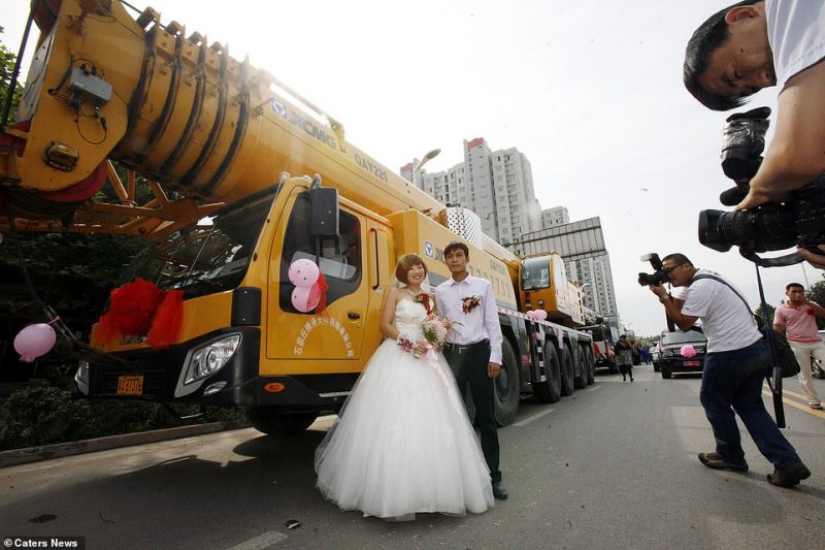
[
  {"left": 402, "top": 137, "right": 541, "bottom": 245},
  {"left": 542, "top": 206, "right": 569, "bottom": 228},
  {"left": 401, "top": 140, "right": 619, "bottom": 330}
]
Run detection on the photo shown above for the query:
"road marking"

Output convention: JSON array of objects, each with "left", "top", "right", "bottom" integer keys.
[
  {"left": 226, "top": 530, "right": 288, "bottom": 550},
  {"left": 513, "top": 408, "right": 555, "bottom": 427},
  {"left": 586, "top": 385, "right": 602, "bottom": 392},
  {"left": 762, "top": 389, "right": 825, "bottom": 418}
]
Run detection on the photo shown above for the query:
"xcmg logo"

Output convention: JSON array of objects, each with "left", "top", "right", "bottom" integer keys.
[{"left": 270, "top": 101, "right": 337, "bottom": 149}]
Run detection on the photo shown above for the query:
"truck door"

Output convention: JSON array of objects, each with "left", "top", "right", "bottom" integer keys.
[{"left": 266, "top": 191, "right": 369, "bottom": 364}]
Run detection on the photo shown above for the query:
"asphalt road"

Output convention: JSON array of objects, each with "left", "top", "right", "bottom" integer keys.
[{"left": 1, "top": 366, "right": 823, "bottom": 550}]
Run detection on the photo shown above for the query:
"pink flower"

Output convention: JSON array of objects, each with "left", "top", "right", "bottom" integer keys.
[
  {"left": 398, "top": 337, "right": 414, "bottom": 354},
  {"left": 680, "top": 345, "right": 697, "bottom": 358}
]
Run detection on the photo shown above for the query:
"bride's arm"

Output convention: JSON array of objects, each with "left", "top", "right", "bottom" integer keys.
[{"left": 380, "top": 288, "right": 402, "bottom": 340}]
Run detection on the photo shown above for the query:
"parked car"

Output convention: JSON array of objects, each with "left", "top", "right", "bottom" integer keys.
[
  {"left": 814, "top": 329, "right": 825, "bottom": 380},
  {"left": 658, "top": 328, "right": 707, "bottom": 379}
]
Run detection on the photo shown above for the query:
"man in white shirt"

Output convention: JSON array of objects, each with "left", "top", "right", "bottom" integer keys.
[
  {"left": 435, "top": 241, "right": 507, "bottom": 500},
  {"left": 683, "top": 1, "right": 825, "bottom": 267},
  {"left": 649, "top": 253, "right": 810, "bottom": 488}
]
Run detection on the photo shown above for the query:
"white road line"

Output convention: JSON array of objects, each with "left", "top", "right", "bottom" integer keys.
[
  {"left": 586, "top": 385, "right": 603, "bottom": 392},
  {"left": 226, "top": 530, "right": 288, "bottom": 550},
  {"left": 513, "top": 408, "right": 555, "bottom": 427}
]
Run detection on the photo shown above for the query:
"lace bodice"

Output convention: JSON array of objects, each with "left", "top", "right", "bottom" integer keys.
[{"left": 394, "top": 299, "right": 427, "bottom": 339}]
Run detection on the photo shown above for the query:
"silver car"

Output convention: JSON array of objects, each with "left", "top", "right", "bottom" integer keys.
[{"left": 814, "top": 330, "right": 825, "bottom": 379}]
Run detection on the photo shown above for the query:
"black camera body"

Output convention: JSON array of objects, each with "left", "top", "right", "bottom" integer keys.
[
  {"left": 638, "top": 253, "right": 669, "bottom": 287},
  {"left": 697, "top": 107, "right": 825, "bottom": 267}
]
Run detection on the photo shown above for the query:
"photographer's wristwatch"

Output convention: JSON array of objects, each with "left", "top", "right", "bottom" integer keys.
[{"left": 659, "top": 295, "right": 670, "bottom": 304}]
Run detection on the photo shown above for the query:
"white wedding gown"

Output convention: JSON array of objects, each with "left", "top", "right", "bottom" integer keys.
[{"left": 315, "top": 298, "right": 494, "bottom": 520}]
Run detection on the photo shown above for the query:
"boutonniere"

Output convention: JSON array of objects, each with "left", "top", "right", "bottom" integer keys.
[
  {"left": 462, "top": 295, "right": 481, "bottom": 314},
  {"left": 414, "top": 292, "right": 433, "bottom": 315}
]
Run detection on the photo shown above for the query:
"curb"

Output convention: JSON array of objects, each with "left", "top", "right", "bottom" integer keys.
[{"left": 0, "top": 421, "right": 251, "bottom": 468}]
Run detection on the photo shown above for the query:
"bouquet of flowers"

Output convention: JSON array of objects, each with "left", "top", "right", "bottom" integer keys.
[{"left": 422, "top": 314, "right": 456, "bottom": 347}]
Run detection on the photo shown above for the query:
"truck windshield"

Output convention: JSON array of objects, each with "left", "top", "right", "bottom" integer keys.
[
  {"left": 661, "top": 330, "right": 706, "bottom": 345},
  {"left": 124, "top": 187, "right": 278, "bottom": 298},
  {"left": 522, "top": 257, "right": 551, "bottom": 290}
]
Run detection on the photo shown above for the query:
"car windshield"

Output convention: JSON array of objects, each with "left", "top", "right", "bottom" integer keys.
[
  {"left": 121, "top": 187, "right": 278, "bottom": 298},
  {"left": 661, "top": 330, "right": 706, "bottom": 345}
]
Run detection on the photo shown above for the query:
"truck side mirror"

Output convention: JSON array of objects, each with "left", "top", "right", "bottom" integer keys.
[{"left": 310, "top": 187, "right": 339, "bottom": 238}]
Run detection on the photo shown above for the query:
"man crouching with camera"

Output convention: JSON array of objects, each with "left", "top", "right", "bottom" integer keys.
[{"left": 649, "top": 253, "right": 810, "bottom": 487}]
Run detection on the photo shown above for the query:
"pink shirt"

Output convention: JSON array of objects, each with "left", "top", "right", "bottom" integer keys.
[{"left": 773, "top": 302, "right": 821, "bottom": 343}]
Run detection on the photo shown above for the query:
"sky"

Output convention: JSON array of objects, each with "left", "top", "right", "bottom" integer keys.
[{"left": 2, "top": 0, "right": 822, "bottom": 337}]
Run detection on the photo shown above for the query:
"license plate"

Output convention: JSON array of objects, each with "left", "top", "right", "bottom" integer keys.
[
  {"left": 684, "top": 361, "right": 701, "bottom": 367},
  {"left": 117, "top": 375, "right": 144, "bottom": 395}
]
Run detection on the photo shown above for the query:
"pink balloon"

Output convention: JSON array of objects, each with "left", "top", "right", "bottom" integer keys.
[
  {"left": 14, "top": 323, "right": 57, "bottom": 362},
  {"left": 527, "top": 309, "right": 547, "bottom": 321},
  {"left": 291, "top": 284, "right": 321, "bottom": 313},
  {"left": 288, "top": 259, "right": 320, "bottom": 288}
]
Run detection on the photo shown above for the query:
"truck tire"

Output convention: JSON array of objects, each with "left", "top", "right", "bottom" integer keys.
[
  {"left": 573, "top": 349, "right": 587, "bottom": 390},
  {"left": 246, "top": 407, "right": 320, "bottom": 435},
  {"left": 534, "top": 342, "right": 562, "bottom": 404},
  {"left": 494, "top": 339, "right": 520, "bottom": 426},
  {"left": 608, "top": 359, "right": 619, "bottom": 375},
  {"left": 584, "top": 348, "right": 596, "bottom": 385},
  {"left": 661, "top": 365, "right": 672, "bottom": 379},
  {"left": 560, "top": 345, "right": 575, "bottom": 396}
]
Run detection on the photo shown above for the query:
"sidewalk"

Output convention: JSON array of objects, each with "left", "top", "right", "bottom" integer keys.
[{"left": 0, "top": 421, "right": 250, "bottom": 468}]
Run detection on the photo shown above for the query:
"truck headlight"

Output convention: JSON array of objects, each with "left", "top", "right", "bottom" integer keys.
[{"left": 183, "top": 334, "right": 241, "bottom": 385}]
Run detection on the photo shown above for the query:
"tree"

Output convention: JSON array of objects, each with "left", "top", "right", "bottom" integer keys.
[
  {"left": 754, "top": 302, "right": 776, "bottom": 325},
  {"left": 0, "top": 26, "right": 23, "bottom": 125}
]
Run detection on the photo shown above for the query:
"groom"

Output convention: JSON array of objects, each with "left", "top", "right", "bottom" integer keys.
[{"left": 435, "top": 241, "right": 508, "bottom": 500}]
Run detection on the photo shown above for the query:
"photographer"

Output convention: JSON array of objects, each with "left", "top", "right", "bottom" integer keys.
[
  {"left": 683, "top": 1, "right": 825, "bottom": 263},
  {"left": 649, "top": 253, "right": 810, "bottom": 487}
]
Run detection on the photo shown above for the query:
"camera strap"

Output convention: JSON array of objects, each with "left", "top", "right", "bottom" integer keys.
[{"left": 692, "top": 270, "right": 786, "bottom": 428}]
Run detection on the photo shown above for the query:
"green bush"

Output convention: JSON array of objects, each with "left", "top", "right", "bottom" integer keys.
[{"left": 0, "top": 386, "right": 247, "bottom": 451}]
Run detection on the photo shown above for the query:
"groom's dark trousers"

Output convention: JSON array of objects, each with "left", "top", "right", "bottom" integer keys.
[{"left": 443, "top": 341, "right": 501, "bottom": 483}]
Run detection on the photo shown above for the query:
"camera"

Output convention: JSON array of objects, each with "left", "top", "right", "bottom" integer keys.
[
  {"left": 697, "top": 107, "right": 825, "bottom": 267},
  {"left": 637, "top": 253, "right": 669, "bottom": 287}
]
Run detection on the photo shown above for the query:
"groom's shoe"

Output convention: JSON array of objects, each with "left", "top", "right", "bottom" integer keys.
[{"left": 492, "top": 482, "right": 509, "bottom": 500}]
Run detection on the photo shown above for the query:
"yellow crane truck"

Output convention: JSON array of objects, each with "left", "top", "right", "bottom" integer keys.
[{"left": 0, "top": 0, "right": 593, "bottom": 433}]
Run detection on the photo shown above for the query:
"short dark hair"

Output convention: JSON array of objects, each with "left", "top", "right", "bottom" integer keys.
[
  {"left": 662, "top": 253, "right": 693, "bottom": 267},
  {"left": 395, "top": 253, "right": 427, "bottom": 284},
  {"left": 444, "top": 241, "right": 469, "bottom": 258},
  {"left": 786, "top": 282, "right": 805, "bottom": 291},
  {"left": 683, "top": 0, "right": 761, "bottom": 111}
]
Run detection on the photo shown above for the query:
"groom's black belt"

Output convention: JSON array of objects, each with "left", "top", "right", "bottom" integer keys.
[{"left": 444, "top": 340, "right": 490, "bottom": 354}]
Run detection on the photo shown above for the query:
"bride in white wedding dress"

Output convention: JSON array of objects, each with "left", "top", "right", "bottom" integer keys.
[{"left": 315, "top": 254, "right": 494, "bottom": 521}]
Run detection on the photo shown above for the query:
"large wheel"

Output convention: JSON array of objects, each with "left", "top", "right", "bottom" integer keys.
[
  {"left": 661, "top": 365, "right": 673, "bottom": 379},
  {"left": 245, "top": 407, "right": 320, "bottom": 435},
  {"left": 573, "top": 349, "right": 587, "bottom": 390},
  {"left": 560, "top": 345, "right": 575, "bottom": 396},
  {"left": 584, "top": 348, "right": 596, "bottom": 385},
  {"left": 494, "top": 339, "right": 520, "bottom": 426},
  {"left": 608, "top": 359, "right": 619, "bottom": 374},
  {"left": 534, "top": 342, "right": 562, "bottom": 403}
]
